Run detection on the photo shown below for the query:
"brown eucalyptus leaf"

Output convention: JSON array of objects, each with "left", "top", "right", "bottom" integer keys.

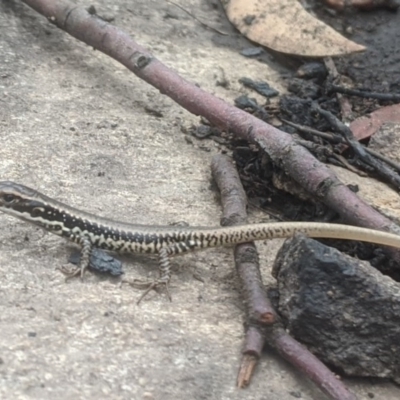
[
  {"left": 350, "top": 104, "right": 400, "bottom": 141},
  {"left": 224, "top": 0, "right": 365, "bottom": 57}
]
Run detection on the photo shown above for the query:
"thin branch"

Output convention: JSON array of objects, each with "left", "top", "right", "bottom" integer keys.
[
  {"left": 268, "top": 326, "right": 357, "bottom": 400},
  {"left": 281, "top": 118, "right": 400, "bottom": 174},
  {"left": 324, "top": 57, "right": 354, "bottom": 121},
  {"left": 211, "top": 155, "right": 277, "bottom": 326},
  {"left": 211, "top": 154, "right": 274, "bottom": 388},
  {"left": 330, "top": 84, "right": 400, "bottom": 102},
  {"left": 294, "top": 137, "right": 368, "bottom": 176},
  {"left": 312, "top": 103, "right": 400, "bottom": 190},
  {"left": 166, "top": 0, "right": 228, "bottom": 36}
]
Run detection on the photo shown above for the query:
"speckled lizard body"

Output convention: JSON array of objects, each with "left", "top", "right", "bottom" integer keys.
[{"left": 0, "top": 181, "right": 399, "bottom": 301}]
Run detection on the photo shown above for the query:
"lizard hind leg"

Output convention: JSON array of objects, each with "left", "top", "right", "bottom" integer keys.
[{"left": 125, "top": 241, "right": 196, "bottom": 304}]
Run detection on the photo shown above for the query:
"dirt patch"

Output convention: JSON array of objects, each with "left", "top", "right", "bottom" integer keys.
[{"left": 315, "top": 3, "right": 400, "bottom": 90}]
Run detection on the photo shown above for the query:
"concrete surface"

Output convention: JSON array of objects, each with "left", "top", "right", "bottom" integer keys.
[{"left": 1, "top": 1, "right": 399, "bottom": 399}]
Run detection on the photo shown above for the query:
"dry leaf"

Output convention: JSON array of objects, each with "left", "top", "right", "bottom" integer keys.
[
  {"left": 350, "top": 104, "right": 400, "bottom": 141},
  {"left": 224, "top": 0, "right": 365, "bottom": 57}
]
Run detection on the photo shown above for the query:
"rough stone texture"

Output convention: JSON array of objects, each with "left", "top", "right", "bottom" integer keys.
[
  {"left": 69, "top": 248, "right": 124, "bottom": 276},
  {"left": 369, "top": 122, "right": 400, "bottom": 164},
  {"left": 273, "top": 234, "right": 400, "bottom": 382},
  {"left": 329, "top": 163, "right": 400, "bottom": 225},
  {"left": 1, "top": 1, "right": 400, "bottom": 399}
]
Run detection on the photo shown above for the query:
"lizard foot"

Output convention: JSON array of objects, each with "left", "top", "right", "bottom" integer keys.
[
  {"left": 56, "top": 264, "right": 86, "bottom": 280},
  {"left": 122, "top": 278, "right": 171, "bottom": 304}
]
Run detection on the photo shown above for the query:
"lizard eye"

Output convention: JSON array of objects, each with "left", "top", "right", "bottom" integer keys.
[
  {"left": 31, "top": 207, "right": 44, "bottom": 217},
  {"left": 3, "top": 194, "right": 16, "bottom": 203}
]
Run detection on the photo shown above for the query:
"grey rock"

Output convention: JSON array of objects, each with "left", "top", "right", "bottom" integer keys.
[{"left": 272, "top": 234, "right": 400, "bottom": 382}]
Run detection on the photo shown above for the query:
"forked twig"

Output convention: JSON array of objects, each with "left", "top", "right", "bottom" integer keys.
[{"left": 211, "top": 154, "right": 357, "bottom": 399}]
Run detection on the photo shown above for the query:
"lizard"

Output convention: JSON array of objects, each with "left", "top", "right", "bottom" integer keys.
[{"left": 0, "top": 180, "right": 399, "bottom": 302}]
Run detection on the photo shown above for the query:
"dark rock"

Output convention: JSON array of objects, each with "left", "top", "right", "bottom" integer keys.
[
  {"left": 287, "top": 78, "right": 321, "bottom": 99},
  {"left": 295, "top": 62, "right": 327, "bottom": 83},
  {"left": 239, "top": 77, "right": 279, "bottom": 98},
  {"left": 234, "top": 95, "right": 269, "bottom": 121},
  {"left": 69, "top": 248, "right": 124, "bottom": 276},
  {"left": 272, "top": 234, "right": 400, "bottom": 382}
]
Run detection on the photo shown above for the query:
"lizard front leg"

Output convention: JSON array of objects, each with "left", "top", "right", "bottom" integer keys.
[{"left": 57, "top": 236, "right": 93, "bottom": 279}]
